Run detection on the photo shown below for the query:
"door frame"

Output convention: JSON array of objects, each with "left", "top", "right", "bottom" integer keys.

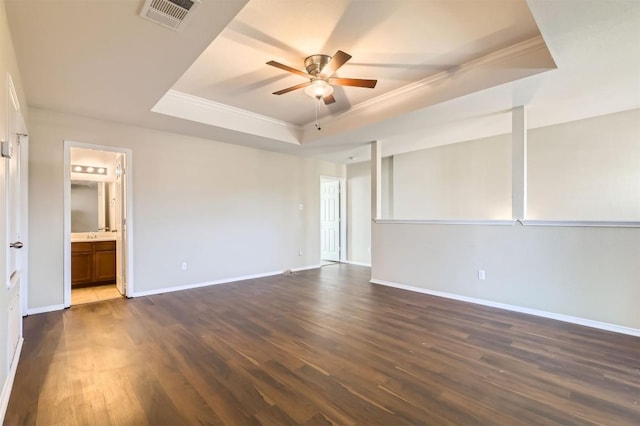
[
  {"left": 17, "top": 131, "right": 28, "bottom": 317},
  {"left": 63, "top": 141, "right": 134, "bottom": 306},
  {"left": 320, "top": 176, "right": 347, "bottom": 263}
]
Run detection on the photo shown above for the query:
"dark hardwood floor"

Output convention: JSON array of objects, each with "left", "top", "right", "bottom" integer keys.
[{"left": 6, "top": 264, "right": 640, "bottom": 425}]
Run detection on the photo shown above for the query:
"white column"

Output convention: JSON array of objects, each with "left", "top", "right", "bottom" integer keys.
[
  {"left": 371, "top": 141, "right": 381, "bottom": 220},
  {"left": 512, "top": 105, "right": 527, "bottom": 220}
]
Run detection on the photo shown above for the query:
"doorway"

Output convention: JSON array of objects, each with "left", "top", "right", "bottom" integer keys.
[
  {"left": 320, "top": 176, "right": 346, "bottom": 266},
  {"left": 63, "top": 142, "right": 133, "bottom": 306}
]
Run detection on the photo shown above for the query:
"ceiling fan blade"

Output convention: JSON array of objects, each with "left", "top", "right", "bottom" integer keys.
[
  {"left": 321, "top": 50, "right": 352, "bottom": 77},
  {"left": 323, "top": 94, "right": 336, "bottom": 105},
  {"left": 272, "top": 81, "right": 312, "bottom": 95},
  {"left": 266, "top": 60, "right": 310, "bottom": 78},
  {"left": 329, "top": 77, "right": 377, "bottom": 88}
]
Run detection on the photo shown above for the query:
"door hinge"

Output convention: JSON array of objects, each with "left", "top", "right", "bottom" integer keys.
[{"left": 1, "top": 141, "right": 12, "bottom": 158}]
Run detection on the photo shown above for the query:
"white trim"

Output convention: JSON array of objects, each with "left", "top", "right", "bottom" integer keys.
[
  {"left": 63, "top": 141, "right": 135, "bottom": 307},
  {"left": 27, "top": 304, "right": 66, "bottom": 315},
  {"left": 17, "top": 132, "right": 29, "bottom": 319},
  {"left": 0, "top": 337, "right": 23, "bottom": 423},
  {"left": 374, "top": 219, "right": 515, "bottom": 226},
  {"left": 6, "top": 73, "right": 20, "bottom": 113},
  {"left": 152, "top": 90, "right": 302, "bottom": 145},
  {"left": 344, "top": 260, "right": 372, "bottom": 267},
  {"left": 301, "top": 36, "right": 550, "bottom": 134},
  {"left": 372, "top": 219, "right": 640, "bottom": 228},
  {"left": 519, "top": 219, "right": 640, "bottom": 228},
  {"left": 370, "top": 279, "right": 640, "bottom": 337},
  {"left": 132, "top": 265, "right": 321, "bottom": 298},
  {"left": 292, "top": 264, "right": 321, "bottom": 272},
  {"left": 163, "top": 90, "right": 300, "bottom": 130}
]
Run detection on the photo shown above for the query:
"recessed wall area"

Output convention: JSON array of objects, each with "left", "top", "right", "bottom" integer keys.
[
  {"left": 369, "top": 109, "right": 640, "bottom": 223},
  {"left": 389, "top": 134, "right": 511, "bottom": 220},
  {"left": 527, "top": 109, "right": 640, "bottom": 220}
]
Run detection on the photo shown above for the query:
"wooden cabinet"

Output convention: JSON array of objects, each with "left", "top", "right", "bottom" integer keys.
[{"left": 71, "top": 240, "right": 116, "bottom": 287}]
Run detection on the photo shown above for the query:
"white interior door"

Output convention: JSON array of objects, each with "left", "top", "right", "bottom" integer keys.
[
  {"left": 115, "top": 155, "right": 127, "bottom": 295},
  {"left": 4, "top": 75, "right": 25, "bottom": 371},
  {"left": 6, "top": 125, "right": 23, "bottom": 291},
  {"left": 321, "top": 179, "right": 340, "bottom": 262}
]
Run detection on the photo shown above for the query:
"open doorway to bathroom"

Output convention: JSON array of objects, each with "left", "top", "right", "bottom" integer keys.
[{"left": 63, "top": 142, "right": 133, "bottom": 306}]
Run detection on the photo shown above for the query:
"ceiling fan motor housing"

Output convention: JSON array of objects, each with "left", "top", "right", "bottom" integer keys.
[{"left": 305, "top": 54, "right": 331, "bottom": 77}]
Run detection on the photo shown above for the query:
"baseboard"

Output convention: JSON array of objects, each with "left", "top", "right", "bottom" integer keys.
[
  {"left": 26, "top": 304, "right": 66, "bottom": 315},
  {"left": 0, "top": 337, "right": 23, "bottom": 422},
  {"left": 133, "top": 264, "right": 322, "bottom": 298},
  {"left": 292, "top": 264, "right": 321, "bottom": 272},
  {"left": 344, "top": 260, "right": 372, "bottom": 267},
  {"left": 370, "top": 279, "right": 640, "bottom": 337}
]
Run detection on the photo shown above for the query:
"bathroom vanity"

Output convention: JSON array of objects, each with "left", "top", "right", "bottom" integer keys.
[{"left": 71, "top": 238, "right": 116, "bottom": 287}]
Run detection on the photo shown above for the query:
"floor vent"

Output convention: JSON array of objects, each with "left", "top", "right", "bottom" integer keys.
[{"left": 140, "top": 0, "right": 201, "bottom": 31}]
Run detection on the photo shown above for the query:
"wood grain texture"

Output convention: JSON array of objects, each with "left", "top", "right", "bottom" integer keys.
[{"left": 6, "top": 264, "right": 640, "bottom": 425}]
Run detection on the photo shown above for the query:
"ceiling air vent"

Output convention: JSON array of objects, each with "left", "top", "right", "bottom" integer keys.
[{"left": 140, "top": 0, "right": 201, "bottom": 31}]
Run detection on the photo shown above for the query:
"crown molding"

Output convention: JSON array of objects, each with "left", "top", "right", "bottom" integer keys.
[
  {"left": 152, "top": 90, "right": 302, "bottom": 145},
  {"left": 300, "top": 35, "right": 555, "bottom": 139},
  {"left": 152, "top": 36, "right": 553, "bottom": 147},
  {"left": 322, "top": 36, "right": 550, "bottom": 123}
]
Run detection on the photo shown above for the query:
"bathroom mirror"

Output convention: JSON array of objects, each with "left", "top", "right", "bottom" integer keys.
[{"left": 71, "top": 180, "right": 114, "bottom": 232}]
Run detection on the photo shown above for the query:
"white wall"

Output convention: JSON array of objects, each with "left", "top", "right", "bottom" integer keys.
[
  {"left": 346, "top": 161, "right": 371, "bottom": 265},
  {"left": 388, "top": 109, "right": 640, "bottom": 221},
  {"left": 346, "top": 157, "right": 394, "bottom": 266},
  {"left": 528, "top": 109, "right": 640, "bottom": 220},
  {"left": 393, "top": 134, "right": 511, "bottom": 219},
  {"left": 0, "top": 0, "right": 28, "bottom": 415},
  {"left": 372, "top": 222, "right": 640, "bottom": 329},
  {"left": 28, "top": 108, "right": 344, "bottom": 310}
]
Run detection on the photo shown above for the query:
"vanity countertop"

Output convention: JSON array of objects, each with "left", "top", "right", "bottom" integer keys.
[{"left": 71, "top": 232, "right": 117, "bottom": 243}]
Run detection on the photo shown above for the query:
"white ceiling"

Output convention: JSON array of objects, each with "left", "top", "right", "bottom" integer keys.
[
  {"left": 173, "top": 0, "right": 542, "bottom": 125},
  {"left": 6, "top": 0, "right": 640, "bottom": 164}
]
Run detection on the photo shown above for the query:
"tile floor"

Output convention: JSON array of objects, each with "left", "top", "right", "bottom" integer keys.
[{"left": 72, "top": 284, "right": 122, "bottom": 305}]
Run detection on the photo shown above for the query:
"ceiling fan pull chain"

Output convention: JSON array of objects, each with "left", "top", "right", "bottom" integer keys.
[{"left": 315, "top": 98, "right": 322, "bottom": 131}]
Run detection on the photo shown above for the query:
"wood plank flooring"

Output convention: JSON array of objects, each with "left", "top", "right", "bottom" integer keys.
[{"left": 6, "top": 264, "right": 640, "bottom": 425}]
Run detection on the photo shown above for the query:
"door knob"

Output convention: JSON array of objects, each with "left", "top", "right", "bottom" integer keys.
[{"left": 9, "top": 241, "right": 23, "bottom": 249}]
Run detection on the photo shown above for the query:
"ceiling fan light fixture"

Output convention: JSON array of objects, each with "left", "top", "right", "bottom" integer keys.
[{"left": 305, "top": 79, "right": 333, "bottom": 99}]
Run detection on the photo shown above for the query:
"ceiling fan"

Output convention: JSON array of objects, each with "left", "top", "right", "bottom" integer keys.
[{"left": 267, "top": 50, "right": 377, "bottom": 105}]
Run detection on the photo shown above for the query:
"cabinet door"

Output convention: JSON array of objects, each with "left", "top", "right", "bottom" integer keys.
[
  {"left": 71, "top": 251, "right": 93, "bottom": 286},
  {"left": 94, "top": 246, "right": 116, "bottom": 282}
]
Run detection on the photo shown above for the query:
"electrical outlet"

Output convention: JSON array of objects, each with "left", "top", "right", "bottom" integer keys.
[
  {"left": 181, "top": 262, "right": 187, "bottom": 271},
  {"left": 298, "top": 250, "right": 303, "bottom": 256},
  {"left": 478, "top": 269, "right": 486, "bottom": 280}
]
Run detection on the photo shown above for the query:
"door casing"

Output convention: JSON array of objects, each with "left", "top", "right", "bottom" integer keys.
[
  {"left": 63, "top": 141, "right": 134, "bottom": 306},
  {"left": 320, "top": 176, "right": 347, "bottom": 263}
]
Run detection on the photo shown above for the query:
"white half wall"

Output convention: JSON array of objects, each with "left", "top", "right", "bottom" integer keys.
[
  {"left": 353, "top": 109, "right": 640, "bottom": 331},
  {"left": 372, "top": 222, "right": 640, "bottom": 330},
  {"left": 28, "top": 108, "right": 344, "bottom": 310}
]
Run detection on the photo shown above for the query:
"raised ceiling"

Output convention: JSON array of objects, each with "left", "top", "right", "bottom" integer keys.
[
  {"left": 6, "top": 0, "right": 640, "bottom": 163},
  {"left": 172, "top": 0, "right": 543, "bottom": 125}
]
